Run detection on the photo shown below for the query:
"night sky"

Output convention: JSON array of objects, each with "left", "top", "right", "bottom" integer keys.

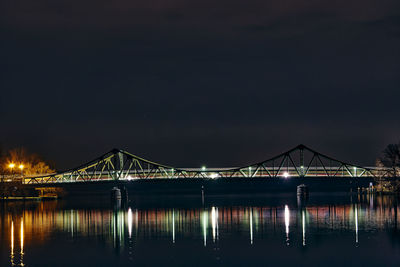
[{"left": 1, "top": 0, "right": 400, "bottom": 170}]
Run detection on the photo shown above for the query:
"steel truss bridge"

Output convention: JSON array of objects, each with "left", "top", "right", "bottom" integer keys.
[{"left": 24, "top": 144, "right": 391, "bottom": 184}]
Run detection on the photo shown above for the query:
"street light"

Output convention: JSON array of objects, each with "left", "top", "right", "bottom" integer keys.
[
  {"left": 8, "top": 163, "right": 15, "bottom": 181},
  {"left": 19, "top": 164, "right": 24, "bottom": 177}
]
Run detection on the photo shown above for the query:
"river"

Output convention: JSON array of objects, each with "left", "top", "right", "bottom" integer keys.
[{"left": 0, "top": 193, "right": 399, "bottom": 266}]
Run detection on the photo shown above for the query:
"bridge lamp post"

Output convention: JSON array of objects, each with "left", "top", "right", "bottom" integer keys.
[
  {"left": 8, "top": 163, "right": 15, "bottom": 182},
  {"left": 202, "top": 166, "right": 207, "bottom": 178},
  {"left": 19, "top": 164, "right": 24, "bottom": 177}
]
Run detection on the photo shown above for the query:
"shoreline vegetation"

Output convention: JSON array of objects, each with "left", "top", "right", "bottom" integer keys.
[
  {"left": 371, "top": 180, "right": 400, "bottom": 194},
  {"left": 374, "top": 142, "right": 400, "bottom": 194}
]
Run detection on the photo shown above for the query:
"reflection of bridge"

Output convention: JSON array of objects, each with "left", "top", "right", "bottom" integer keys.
[
  {"left": 3, "top": 197, "right": 399, "bottom": 252},
  {"left": 24, "top": 144, "right": 390, "bottom": 184}
]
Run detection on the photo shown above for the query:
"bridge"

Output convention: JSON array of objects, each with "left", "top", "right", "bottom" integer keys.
[{"left": 24, "top": 144, "right": 391, "bottom": 184}]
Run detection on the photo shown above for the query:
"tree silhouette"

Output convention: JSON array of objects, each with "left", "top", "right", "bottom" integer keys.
[{"left": 379, "top": 143, "right": 400, "bottom": 178}]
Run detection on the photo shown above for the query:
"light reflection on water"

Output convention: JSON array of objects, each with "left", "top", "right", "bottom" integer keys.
[
  {"left": 302, "top": 209, "right": 306, "bottom": 246},
  {"left": 285, "top": 205, "right": 290, "bottom": 244},
  {"left": 1, "top": 194, "right": 400, "bottom": 266},
  {"left": 355, "top": 204, "right": 359, "bottom": 245},
  {"left": 10, "top": 221, "right": 14, "bottom": 266}
]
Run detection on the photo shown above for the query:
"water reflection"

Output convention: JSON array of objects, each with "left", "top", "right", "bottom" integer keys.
[
  {"left": 127, "top": 208, "right": 133, "bottom": 238},
  {"left": 211, "top": 207, "right": 218, "bottom": 242},
  {"left": 20, "top": 219, "right": 24, "bottom": 266},
  {"left": 1, "top": 195, "right": 400, "bottom": 266},
  {"left": 172, "top": 209, "right": 175, "bottom": 243},
  {"left": 10, "top": 221, "right": 14, "bottom": 266},
  {"left": 355, "top": 204, "right": 359, "bottom": 245},
  {"left": 9, "top": 219, "right": 24, "bottom": 267},
  {"left": 250, "top": 208, "right": 253, "bottom": 245},
  {"left": 202, "top": 210, "right": 207, "bottom": 247},
  {"left": 302, "top": 210, "right": 306, "bottom": 246},
  {"left": 3, "top": 200, "right": 400, "bottom": 249},
  {"left": 284, "top": 205, "right": 290, "bottom": 245}
]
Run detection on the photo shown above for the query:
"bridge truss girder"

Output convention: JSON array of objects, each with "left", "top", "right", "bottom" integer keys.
[{"left": 24, "top": 145, "right": 388, "bottom": 184}]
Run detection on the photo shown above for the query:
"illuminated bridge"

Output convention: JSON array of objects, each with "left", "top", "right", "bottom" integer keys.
[{"left": 24, "top": 144, "right": 391, "bottom": 184}]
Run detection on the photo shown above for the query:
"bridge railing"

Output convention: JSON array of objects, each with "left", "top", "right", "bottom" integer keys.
[{"left": 24, "top": 166, "right": 389, "bottom": 184}]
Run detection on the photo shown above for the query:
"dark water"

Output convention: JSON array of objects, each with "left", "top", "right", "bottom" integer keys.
[{"left": 1, "top": 194, "right": 400, "bottom": 266}]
